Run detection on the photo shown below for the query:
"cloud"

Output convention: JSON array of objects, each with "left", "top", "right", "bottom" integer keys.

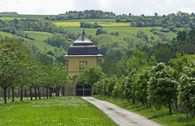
[{"left": 0, "top": 0, "right": 195, "bottom": 15}]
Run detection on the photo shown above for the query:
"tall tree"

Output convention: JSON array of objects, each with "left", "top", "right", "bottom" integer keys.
[{"left": 0, "top": 42, "right": 28, "bottom": 103}]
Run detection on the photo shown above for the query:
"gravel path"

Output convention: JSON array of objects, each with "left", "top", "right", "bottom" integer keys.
[{"left": 82, "top": 97, "right": 162, "bottom": 126}]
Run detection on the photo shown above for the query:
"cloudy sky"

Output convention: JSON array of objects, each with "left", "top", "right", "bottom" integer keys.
[{"left": 0, "top": 0, "right": 195, "bottom": 15}]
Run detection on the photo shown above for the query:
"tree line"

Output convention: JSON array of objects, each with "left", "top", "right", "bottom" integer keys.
[
  {"left": 45, "top": 10, "right": 116, "bottom": 20},
  {"left": 0, "top": 19, "right": 65, "bottom": 35},
  {"left": 0, "top": 39, "right": 68, "bottom": 104},
  {"left": 117, "top": 11, "right": 195, "bottom": 31},
  {"left": 80, "top": 22, "right": 103, "bottom": 28}
]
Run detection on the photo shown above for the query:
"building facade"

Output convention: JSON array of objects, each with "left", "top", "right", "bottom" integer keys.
[
  {"left": 65, "top": 30, "right": 102, "bottom": 75},
  {"left": 64, "top": 30, "right": 102, "bottom": 96}
]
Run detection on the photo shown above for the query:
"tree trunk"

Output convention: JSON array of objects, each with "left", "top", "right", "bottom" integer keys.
[
  {"left": 11, "top": 86, "right": 14, "bottom": 102},
  {"left": 62, "top": 87, "right": 65, "bottom": 96},
  {"left": 49, "top": 87, "right": 52, "bottom": 98},
  {"left": 34, "top": 88, "right": 37, "bottom": 100},
  {"left": 20, "top": 86, "right": 23, "bottom": 101},
  {"left": 37, "top": 87, "right": 41, "bottom": 99},
  {"left": 168, "top": 102, "right": 172, "bottom": 114},
  {"left": 57, "top": 87, "right": 59, "bottom": 96},
  {"left": 175, "top": 101, "right": 178, "bottom": 111},
  {"left": 3, "top": 87, "right": 7, "bottom": 104},
  {"left": 24, "top": 88, "right": 27, "bottom": 97},
  {"left": 8, "top": 88, "right": 10, "bottom": 99},
  {"left": 29, "top": 87, "right": 32, "bottom": 100},
  {"left": 132, "top": 97, "right": 135, "bottom": 104},
  {"left": 141, "top": 99, "right": 145, "bottom": 105},
  {"left": 46, "top": 87, "right": 49, "bottom": 99}
]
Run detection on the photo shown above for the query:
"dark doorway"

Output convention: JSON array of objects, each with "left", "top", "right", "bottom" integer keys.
[{"left": 76, "top": 83, "right": 92, "bottom": 96}]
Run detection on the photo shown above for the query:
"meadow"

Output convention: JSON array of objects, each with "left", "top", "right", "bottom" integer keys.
[
  {"left": 53, "top": 20, "right": 130, "bottom": 27},
  {"left": 0, "top": 30, "right": 57, "bottom": 54},
  {"left": 25, "top": 31, "right": 56, "bottom": 52},
  {"left": 54, "top": 20, "right": 176, "bottom": 41},
  {"left": 0, "top": 97, "right": 116, "bottom": 126}
]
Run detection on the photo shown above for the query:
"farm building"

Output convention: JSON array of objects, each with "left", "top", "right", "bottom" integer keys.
[{"left": 64, "top": 30, "right": 102, "bottom": 96}]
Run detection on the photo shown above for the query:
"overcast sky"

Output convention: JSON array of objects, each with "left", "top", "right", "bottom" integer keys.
[{"left": 0, "top": 0, "right": 195, "bottom": 15}]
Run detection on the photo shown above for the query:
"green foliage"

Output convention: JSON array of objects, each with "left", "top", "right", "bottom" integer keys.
[
  {"left": 117, "top": 11, "right": 195, "bottom": 28},
  {"left": 45, "top": 33, "right": 72, "bottom": 49},
  {"left": 175, "top": 28, "right": 195, "bottom": 54},
  {"left": 96, "top": 28, "right": 107, "bottom": 35},
  {"left": 170, "top": 54, "right": 195, "bottom": 79},
  {"left": 0, "top": 42, "right": 28, "bottom": 86},
  {"left": 0, "top": 41, "right": 28, "bottom": 103},
  {"left": 133, "top": 67, "right": 151, "bottom": 105},
  {"left": 110, "top": 31, "right": 119, "bottom": 36},
  {"left": 95, "top": 34, "right": 128, "bottom": 57},
  {"left": 45, "top": 10, "right": 116, "bottom": 20},
  {"left": 79, "top": 66, "right": 103, "bottom": 86},
  {"left": 178, "top": 74, "right": 195, "bottom": 117},
  {"left": 46, "top": 64, "right": 68, "bottom": 88},
  {"left": 80, "top": 22, "right": 102, "bottom": 28},
  {"left": 0, "top": 19, "right": 60, "bottom": 34},
  {"left": 147, "top": 63, "right": 177, "bottom": 113},
  {"left": 93, "top": 75, "right": 117, "bottom": 97},
  {"left": 112, "top": 76, "right": 124, "bottom": 97}
]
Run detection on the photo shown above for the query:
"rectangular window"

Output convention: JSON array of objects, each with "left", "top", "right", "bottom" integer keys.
[{"left": 79, "top": 61, "right": 87, "bottom": 71}]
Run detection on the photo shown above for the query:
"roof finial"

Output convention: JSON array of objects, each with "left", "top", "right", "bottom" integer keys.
[{"left": 82, "top": 29, "right": 85, "bottom": 41}]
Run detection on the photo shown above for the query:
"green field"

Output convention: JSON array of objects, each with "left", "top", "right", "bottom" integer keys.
[
  {"left": 25, "top": 31, "right": 56, "bottom": 52},
  {"left": 0, "top": 97, "right": 116, "bottom": 126},
  {"left": 0, "top": 30, "right": 58, "bottom": 53},
  {"left": 53, "top": 19, "right": 176, "bottom": 42},
  {"left": 63, "top": 26, "right": 176, "bottom": 41},
  {"left": 54, "top": 21, "right": 130, "bottom": 27},
  {"left": 0, "top": 31, "right": 18, "bottom": 38},
  {"left": 95, "top": 96, "right": 195, "bottom": 126}
]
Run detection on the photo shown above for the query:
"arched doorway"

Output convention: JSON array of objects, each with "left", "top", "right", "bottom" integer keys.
[{"left": 76, "top": 82, "right": 92, "bottom": 96}]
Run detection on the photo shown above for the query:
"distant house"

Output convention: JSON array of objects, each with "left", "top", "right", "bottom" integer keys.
[{"left": 64, "top": 30, "right": 102, "bottom": 96}]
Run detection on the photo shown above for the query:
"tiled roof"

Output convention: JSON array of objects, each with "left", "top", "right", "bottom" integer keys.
[{"left": 67, "top": 30, "right": 101, "bottom": 56}]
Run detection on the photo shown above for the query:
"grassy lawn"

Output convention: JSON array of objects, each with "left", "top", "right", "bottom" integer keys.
[
  {"left": 0, "top": 97, "right": 117, "bottom": 126},
  {"left": 94, "top": 95, "right": 195, "bottom": 126}
]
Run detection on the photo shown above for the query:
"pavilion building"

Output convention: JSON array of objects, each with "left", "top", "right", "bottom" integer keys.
[
  {"left": 64, "top": 30, "right": 102, "bottom": 96},
  {"left": 65, "top": 30, "right": 102, "bottom": 75}
]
